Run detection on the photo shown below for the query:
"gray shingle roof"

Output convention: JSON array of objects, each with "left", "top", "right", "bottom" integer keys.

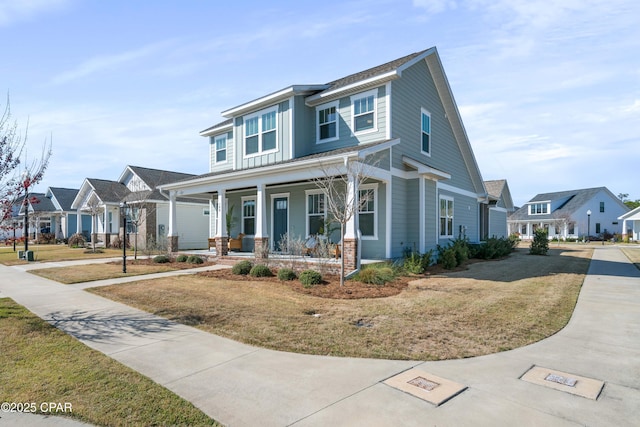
[
  {"left": 87, "top": 179, "right": 130, "bottom": 203},
  {"left": 27, "top": 193, "right": 56, "bottom": 212},
  {"left": 509, "top": 187, "right": 611, "bottom": 221},
  {"left": 48, "top": 187, "right": 79, "bottom": 211},
  {"left": 484, "top": 180, "right": 506, "bottom": 200},
  {"left": 128, "top": 166, "right": 197, "bottom": 188}
]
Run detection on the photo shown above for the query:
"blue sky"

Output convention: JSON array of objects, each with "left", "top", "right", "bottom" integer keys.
[{"left": 2, "top": 0, "right": 638, "bottom": 206}]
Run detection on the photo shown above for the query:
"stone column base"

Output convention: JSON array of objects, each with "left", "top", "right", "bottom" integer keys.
[
  {"left": 216, "top": 236, "right": 229, "bottom": 256},
  {"left": 254, "top": 237, "right": 269, "bottom": 259},
  {"left": 342, "top": 238, "right": 358, "bottom": 271},
  {"left": 168, "top": 236, "right": 179, "bottom": 253}
]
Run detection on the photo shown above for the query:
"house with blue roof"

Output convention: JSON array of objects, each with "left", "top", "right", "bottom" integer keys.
[{"left": 159, "top": 47, "right": 499, "bottom": 270}]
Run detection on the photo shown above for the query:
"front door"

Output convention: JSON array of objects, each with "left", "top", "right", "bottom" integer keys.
[{"left": 273, "top": 197, "right": 288, "bottom": 251}]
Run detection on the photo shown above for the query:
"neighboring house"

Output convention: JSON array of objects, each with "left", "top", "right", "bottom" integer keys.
[
  {"left": 18, "top": 192, "right": 55, "bottom": 240},
  {"left": 0, "top": 196, "right": 25, "bottom": 240},
  {"left": 482, "top": 179, "right": 515, "bottom": 239},
  {"left": 508, "top": 187, "right": 629, "bottom": 240},
  {"left": 71, "top": 166, "right": 209, "bottom": 249},
  {"left": 159, "top": 47, "right": 492, "bottom": 270},
  {"left": 45, "top": 187, "right": 92, "bottom": 239},
  {"left": 619, "top": 206, "right": 640, "bottom": 241}
]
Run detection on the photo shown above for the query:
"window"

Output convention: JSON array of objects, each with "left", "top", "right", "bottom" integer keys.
[
  {"left": 439, "top": 197, "right": 454, "bottom": 237},
  {"left": 358, "top": 185, "right": 377, "bottom": 238},
  {"left": 595, "top": 223, "right": 601, "bottom": 234},
  {"left": 520, "top": 224, "right": 527, "bottom": 235},
  {"left": 568, "top": 222, "right": 575, "bottom": 234},
  {"left": 421, "top": 108, "right": 431, "bottom": 155},
  {"left": 307, "top": 192, "right": 325, "bottom": 236},
  {"left": 214, "top": 135, "right": 227, "bottom": 163},
  {"left": 351, "top": 89, "right": 376, "bottom": 133},
  {"left": 203, "top": 209, "right": 210, "bottom": 216},
  {"left": 316, "top": 101, "right": 339, "bottom": 142},
  {"left": 242, "top": 198, "right": 255, "bottom": 235},
  {"left": 244, "top": 107, "right": 277, "bottom": 156},
  {"left": 529, "top": 203, "right": 548, "bottom": 215},
  {"left": 600, "top": 202, "right": 605, "bottom": 213}
]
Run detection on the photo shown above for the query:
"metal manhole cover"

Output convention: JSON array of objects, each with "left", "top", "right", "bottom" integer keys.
[{"left": 408, "top": 376, "right": 440, "bottom": 391}]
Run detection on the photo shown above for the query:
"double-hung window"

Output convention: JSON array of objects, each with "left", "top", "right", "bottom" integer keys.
[
  {"left": 529, "top": 203, "right": 548, "bottom": 215},
  {"left": 307, "top": 191, "right": 325, "bottom": 236},
  {"left": 316, "top": 101, "right": 339, "bottom": 142},
  {"left": 214, "top": 134, "right": 227, "bottom": 163},
  {"left": 439, "top": 196, "right": 454, "bottom": 237},
  {"left": 421, "top": 108, "right": 431, "bottom": 155},
  {"left": 244, "top": 106, "right": 277, "bottom": 156},
  {"left": 600, "top": 202, "right": 605, "bottom": 212},
  {"left": 358, "top": 184, "right": 377, "bottom": 238},
  {"left": 351, "top": 89, "right": 376, "bottom": 133},
  {"left": 242, "top": 198, "right": 256, "bottom": 235}
]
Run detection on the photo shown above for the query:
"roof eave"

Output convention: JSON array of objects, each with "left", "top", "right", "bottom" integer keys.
[
  {"left": 305, "top": 71, "right": 399, "bottom": 107},
  {"left": 221, "top": 85, "right": 329, "bottom": 118}
]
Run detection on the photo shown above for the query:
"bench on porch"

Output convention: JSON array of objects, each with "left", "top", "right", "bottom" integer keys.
[{"left": 208, "top": 238, "right": 216, "bottom": 251}]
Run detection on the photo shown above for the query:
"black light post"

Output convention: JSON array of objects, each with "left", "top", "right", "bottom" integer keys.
[
  {"left": 12, "top": 220, "right": 17, "bottom": 252},
  {"left": 120, "top": 201, "right": 127, "bottom": 273},
  {"left": 587, "top": 209, "right": 591, "bottom": 243}
]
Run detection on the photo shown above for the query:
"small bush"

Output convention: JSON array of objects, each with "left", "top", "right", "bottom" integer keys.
[
  {"left": 250, "top": 264, "right": 272, "bottom": 277},
  {"left": 187, "top": 255, "right": 204, "bottom": 264},
  {"left": 153, "top": 255, "right": 171, "bottom": 263},
  {"left": 176, "top": 254, "right": 188, "bottom": 262},
  {"left": 402, "top": 250, "right": 432, "bottom": 274},
  {"left": 232, "top": 260, "right": 253, "bottom": 275},
  {"left": 68, "top": 233, "right": 86, "bottom": 248},
  {"left": 530, "top": 229, "right": 549, "bottom": 255},
  {"left": 357, "top": 266, "right": 395, "bottom": 285},
  {"left": 277, "top": 268, "right": 297, "bottom": 281},
  {"left": 110, "top": 236, "right": 124, "bottom": 249},
  {"left": 299, "top": 270, "right": 322, "bottom": 287},
  {"left": 438, "top": 247, "right": 458, "bottom": 269}
]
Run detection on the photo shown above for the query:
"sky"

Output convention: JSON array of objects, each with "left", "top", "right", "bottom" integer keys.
[{"left": 1, "top": 0, "right": 638, "bottom": 207}]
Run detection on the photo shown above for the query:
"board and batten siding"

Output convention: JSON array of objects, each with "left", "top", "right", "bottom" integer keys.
[{"left": 391, "top": 59, "right": 474, "bottom": 191}]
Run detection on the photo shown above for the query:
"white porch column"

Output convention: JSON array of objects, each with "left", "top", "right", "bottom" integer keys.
[
  {"left": 622, "top": 218, "right": 628, "bottom": 240},
  {"left": 76, "top": 208, "right": 82, "bottom": 234},
  {"left": 255, "top": 183, "right": 268, "bottom": 238},
  {"left": 167, "top": 191, "right": 179, "bottom": 252},
  {"left": 418, "top": 178, "right": 425, "bottom": 253},
  {"left": 344, "top": 173, "right": 358, "bottom": 239},
  {"left": 216, "top": 189, "right": 226, "bottom": 238}
]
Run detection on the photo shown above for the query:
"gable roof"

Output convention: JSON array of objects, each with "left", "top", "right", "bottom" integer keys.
[
  {"left": 484, "top": 179, "right": 515, "bottom": 211},
  {"left": 509, "top": 187, "right": 628, "bottom": 221},
  {"left": 46, "top": 187, "right": 79, "bottom": 211},
  {"left": 86, "top": 178, "right": 130, "bottom": 204},
  {"left": 125, "top": 165, "right": 197, "bottom": 188}
]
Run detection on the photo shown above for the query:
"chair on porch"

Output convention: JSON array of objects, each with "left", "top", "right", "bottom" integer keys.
[
  {"left": 228, "top": 233, "right": 245, "bottom": 251},
  {"left": 208, "top": 237, "right": 216, "bottom": 251}
]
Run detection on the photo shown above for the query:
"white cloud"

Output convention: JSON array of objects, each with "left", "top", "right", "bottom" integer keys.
[
  {"left": 0, "top": 0, "right": 69, "bottom": 27},
  {"left": 412, "top": 0, "right": 458, "bottom": 14}
]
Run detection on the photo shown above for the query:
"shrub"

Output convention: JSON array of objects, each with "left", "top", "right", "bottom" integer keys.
[
  {"left": 277, "top": 268, "right": 297, "bottom": 281},
  {"left": 68, "top": 233, "right": 86, "bottom": 248},
  {"left": 110, "top": 236, "right": 124, "bottom": 249},
  {"left": 153, "top": 255, "right": 170, "bottom": 263},
  {"left": 451, "top": 237, "right": 470, "bottom": 265},
  {"left": 187, "top": 255, "right": 204, "bottom": 264},
  {"left": 250, "top": 264, "right": 273, "bottom": 277},
  {"left": 299, "top": 270, "right": 322, "bottom": 287},
  {"left": 176, "top": 254, "right": 188, "bottom": 262},
  {"left": 402, "top": 250, "right": 433, "bottom": 274},
  {"left": 232, "top": 260, "right": 253, "bottom": 275},
  {"left": 472, "top": 236, "right": 517, "bottom": 260},
  {"left": 530, "top": 229, "right": 549, "bottom": 255},
  {"left": 438, "top": 247, "right": 458, "bottom": 269},
  {"left": 357, "top": 265, "right": 395, "bottom": 285}
]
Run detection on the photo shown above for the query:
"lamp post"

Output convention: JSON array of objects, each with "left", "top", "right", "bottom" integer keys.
[
  {"left": 23, "top": 174, "right": 29, "bottom": 255},
  {"left": 12, "top": 220, "right": 17, "bottom": 252},
  {"left": 587, "top": 209, "right": 591, "bottom": 243},
  {"left": 120, "top": 201, "right": 127, "bottom": 273}
]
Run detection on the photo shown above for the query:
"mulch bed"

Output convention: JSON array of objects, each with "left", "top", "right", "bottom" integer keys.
[
  {"left": 107, "top": 258, "right": 217, "bottom": 270},
  {"left": 197, "top": 268, "right": 412, "bottom": 299}
]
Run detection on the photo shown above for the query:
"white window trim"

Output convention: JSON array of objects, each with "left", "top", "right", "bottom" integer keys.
[
  {"left": 350, "top": 88, "right": 378, "bottom": 135},
  {"left": 316, "top": 100, "right": 340, "bottom": 144},
  {"left": 439, "top": 195, "right": 454, "bottom": 238},
  {"left": 358, "top": 183, "right": 378, "bottom": 240},
  {"left": 243, "top": 105, "right": 279, "bottom": 158},
  {"left": 213, "top": 134, "right": 228, "bottom": 164},
  {"left": 420, "top": 107, "right": 432, "bottom": 157},
  {"left": 241, "top": 196, "right": 256, "bottom": 236},
  {"left": 528, "top": 203, "right": 549, "bottom": 215},
  {"left": 305, "top": 189, "right": 327, "bottom": 237}
]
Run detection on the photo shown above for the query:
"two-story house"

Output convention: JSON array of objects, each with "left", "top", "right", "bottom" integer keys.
[
  {"left": 159, "top": 47, "right": 490, "bottom": 270},
  {"left": 508, "top": 187, "right": 629, "bottom": 240}
]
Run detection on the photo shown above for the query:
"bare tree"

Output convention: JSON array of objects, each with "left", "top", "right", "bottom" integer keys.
[
  {"left": 84, "top": 196, "right": 102, "bottom": 253},
  {"left": 550, "top": 211, "right": 572, "bottom": 245},
  {"left": 312, "top": 156, "right": 379, "bottom": 286}
]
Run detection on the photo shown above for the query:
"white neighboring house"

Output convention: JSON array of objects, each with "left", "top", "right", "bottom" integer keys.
[
  {"left": 619, "top": 206, "right": 640, "bottom": 242},
  {"left": 508, "top": 187, "right": 630, "bottom": 240},
  {"left": 71, "top": 166, "right": 209, "bottom": 249}
]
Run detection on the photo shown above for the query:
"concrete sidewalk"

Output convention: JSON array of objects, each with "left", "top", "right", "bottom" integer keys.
[{"left": 1, "top": 246, "right": 639, "bottom": 426}]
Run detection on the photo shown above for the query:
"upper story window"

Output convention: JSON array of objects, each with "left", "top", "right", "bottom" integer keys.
[
  {"left": 244, "top": 106, "right": 277, "bottom": 156},
  {"left": 351, "top": 89, "right": 377, "bottom": 133},
  {"left": 529, "top": 203, "right": 548, "bottom": 215},
  {"left": 600, "top": 201, "right": 605, "bottom": 212},
  {"left": 214, "top": 134, "right": 227, "bottom": 163},
  {"left": 316, "top": 101, "right": 339, "bottom": 143},
  {"left": 439, "top": 196, "right": 454, "bottom": 238},
  {"left": 421, "top": 108, "right": 431, "bottom": 156}
]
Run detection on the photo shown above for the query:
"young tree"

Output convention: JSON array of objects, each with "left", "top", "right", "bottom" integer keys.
[
  {"left": 313, "top": 156, "right": 379, "bottom": 286},
  {"left": 550, "top": 211, "right": 572, "bottom": 245},
  {"left": 85, "top": 196, "right": 102, "bottom": 253}
]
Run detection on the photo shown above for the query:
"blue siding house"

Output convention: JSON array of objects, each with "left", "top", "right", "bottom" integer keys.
[{"left": 160, "top": 47, "right": 492, "bottom": 270}]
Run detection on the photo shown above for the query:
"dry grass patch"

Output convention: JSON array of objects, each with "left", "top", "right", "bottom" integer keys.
[
  {"left": 0, "top": 297, "right": 219, "bottom": 426},
  {"left": 0, "top": 245, "right": 124, "bottom": 266},
  {"left": 90, "top": 247, "right": 592, "bottom": 360},
  {"left": 620, "top": 247, "right": 640, "bottom": 270},
  {"left": 30, "top": 259, "right": 212, "bottom": 284}
]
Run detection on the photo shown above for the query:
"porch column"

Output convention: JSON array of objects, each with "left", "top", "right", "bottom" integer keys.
[
  {"left": 215, "top": 189, "right": 228, "bottom": 256},
  {"left": 254, "top": 183, "right": 268, "bottom": 259},
  {"left": 76, "top": 208, "right": 82, "bottom": 234},
  {"left": 343, "top": 171, "right": 358, "bottom": 271},
  {"left": 167, "top": 191, "right": 179, "bottom": 252}
]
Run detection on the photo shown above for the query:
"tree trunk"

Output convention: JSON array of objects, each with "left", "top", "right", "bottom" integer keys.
[{"left": 340, "top": 223, "right": 345, "bottom": 287}]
